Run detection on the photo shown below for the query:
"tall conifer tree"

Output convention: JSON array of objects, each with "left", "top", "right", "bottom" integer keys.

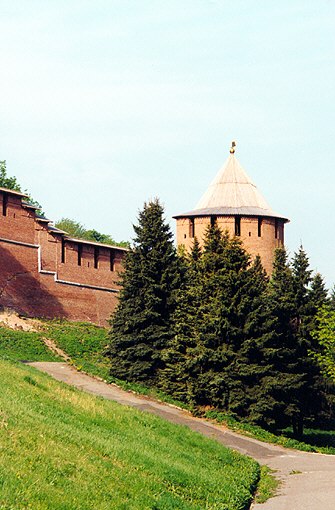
[
  {"left": 160, "top": 225, "right": 242, "bottom": 408},
  {"left": 159, "top": 237, "right": 203, "bottom": 401},
  {"left": 229, "top": 255, "right": 279, "bottom": 426},
  {"left": 188, "top": 225, "right": 241, "bottom": 408},
  {"left": 107, "top": 199, "right": 180, "bottom": 385},
  {"left": 289, "top": 246, "right": 326, "bottom": 436},
  {"left": 266, "top": 247, "right": 301, "bottom": 431},
  {"left": 165, "top": 225, "right": 279, "bottom": 422},
  {"left": 267, "top": 247, "right": 331, "bottom": 435},
  {"left": 309, "top": 273, "right": 329, "bottom": 312}
]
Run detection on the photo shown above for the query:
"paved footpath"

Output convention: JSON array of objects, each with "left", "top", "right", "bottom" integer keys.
[{"left": 28, "top": 362, "right": 335, "bottom": 510}]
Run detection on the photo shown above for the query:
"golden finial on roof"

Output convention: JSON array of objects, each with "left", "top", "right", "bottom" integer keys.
[{"left": 230, "top": 141, "right": 236, "bottom": 154}]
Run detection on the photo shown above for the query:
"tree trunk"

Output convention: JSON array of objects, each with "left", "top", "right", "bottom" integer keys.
[{"left": 292, "top": 415, "right": 304, "bottom": 439}]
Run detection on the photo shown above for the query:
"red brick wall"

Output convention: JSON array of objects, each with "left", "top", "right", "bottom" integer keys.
[
  {"left": 0, "top": 191, "right": 36, "bottom": 244},
  {"left": 0, "top": 190, "right": 126, "bottom": 326}
]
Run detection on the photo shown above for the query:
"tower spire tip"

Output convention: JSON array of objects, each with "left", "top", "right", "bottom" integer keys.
[{"left": 230, "top": 141, "right": 236, "bottom": 154}]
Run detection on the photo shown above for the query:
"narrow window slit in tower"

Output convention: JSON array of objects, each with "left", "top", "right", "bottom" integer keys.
[
  {"left": 77, "top": 244, "right": 82, "bottom": 266},
  {"left": 275, "top": 219, "right": 278, "bottom": 239},
  {"left": 210, "top": 216, "right": 217, "bottom": 227},
  {"left": 258, "top": 218, "right": 262, "bottom": 237},
  {"left": 189, "top": 218, "right": 194, "bottom": 238},
  {"left": 235, "top": 217, "right": 241, "bottom": 236},
  {"left": 61, "top": 239, "right": 66, "bottom": 263},
  {"left": 2, "top": 193, "right": 8, "bottom": 216},
  {"left": 94, "top": 247, "right": 99, "bottom": 269},
  {"left": 110, "top": 250, "right": 115, "bottom": 272}
]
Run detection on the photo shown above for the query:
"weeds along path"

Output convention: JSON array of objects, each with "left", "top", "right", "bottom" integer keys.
[
  {"left": 40, "top": 336, "right": 71, "bottom": 361},
  {"left": 28, "top": 361, "right": 335, "bottom": 510}
]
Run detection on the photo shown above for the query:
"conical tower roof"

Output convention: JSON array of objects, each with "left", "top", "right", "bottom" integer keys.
[{"left": 174, "top": 146, "right": 288, "bottom": 221}]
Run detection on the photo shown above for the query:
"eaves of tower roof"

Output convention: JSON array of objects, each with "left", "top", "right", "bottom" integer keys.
[{"left": 174, "top": 153, "right": 289, "bottom": 223}]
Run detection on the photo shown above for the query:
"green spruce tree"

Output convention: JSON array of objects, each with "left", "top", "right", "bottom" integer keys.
[
  {"left": 106, "top": 199, "right": 180, "bottom": 385},
  {"left": 160, "top": 224, "right": 240, "bottom": 408},
  {"left": 289, "top": 246, "right": 325, "bottom": 436},
  {"left": 266, "top": 247, "right": 301, "bottom": 431},
  {"left": 309, "top": 272, "right": 329, "bottom": 313},
  {"left": 267, "top": 247, "right": 331, "bottom": 436},
  {"left": 229, "top": 255, "right": 279, "bottom": 427},
  {"left": 159, "top": 237, "right": 203, "bottom": 401},
  {"left": 188, "top": 225, "right": 240, "bottom": 409}
]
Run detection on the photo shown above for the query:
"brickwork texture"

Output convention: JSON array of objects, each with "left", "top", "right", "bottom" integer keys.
[{"left": 0, "top": 189, "right": 126, "bottom": 326}]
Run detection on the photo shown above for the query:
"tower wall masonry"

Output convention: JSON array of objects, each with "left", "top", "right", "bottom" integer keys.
[{"left": 176, "top": 215, "right": 285, "bottom": 275}]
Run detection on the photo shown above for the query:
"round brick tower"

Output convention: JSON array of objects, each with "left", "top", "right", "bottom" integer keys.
[{"left": 173, "top": 143, "right": 289, "bottom": 274}]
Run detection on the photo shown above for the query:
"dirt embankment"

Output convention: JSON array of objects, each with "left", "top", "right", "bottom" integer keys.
[{"left": 0, "top": 308, "right": 41, "bottom": 332}]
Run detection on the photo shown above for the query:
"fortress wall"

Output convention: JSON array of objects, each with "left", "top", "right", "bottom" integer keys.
[
  {"left": 56, "top": 240, "right": 122, "bottom": 289},
  {"left": 36, "top": 226, "right": 58, "bottom": 273},
  {"left": 0, "top": 191, "right": 36, "bottom": 244},
  {"left": 0, "top": 189, "right": 125, "bottom": 326}
]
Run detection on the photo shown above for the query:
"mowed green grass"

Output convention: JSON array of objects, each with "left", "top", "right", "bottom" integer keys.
[
  {"left": 41, "top": 321, "right": 189, "bottom": 408},
  {"left": 0, "top": 359, "right": 260, "bottom": 510},
  {"left": 0, "top": 326, "right": 59, "bottom": 362}
]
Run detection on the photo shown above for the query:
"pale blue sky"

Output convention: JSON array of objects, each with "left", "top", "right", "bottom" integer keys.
[{"left": 1, "top": 1, "right": 334, "bottom": 284}]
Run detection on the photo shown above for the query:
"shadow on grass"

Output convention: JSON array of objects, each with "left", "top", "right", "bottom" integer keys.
[{"left": 282, "top": 427, "right": 335, "bottom": 449}]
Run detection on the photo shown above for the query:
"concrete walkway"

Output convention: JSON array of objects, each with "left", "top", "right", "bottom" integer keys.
[{"left": 28, "top": 362, "right": 335, "bottom": 510}]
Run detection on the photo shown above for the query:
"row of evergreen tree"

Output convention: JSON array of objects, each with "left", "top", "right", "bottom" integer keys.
[{"left": 107, "top": 200, "right": 333, "bottom": 437}]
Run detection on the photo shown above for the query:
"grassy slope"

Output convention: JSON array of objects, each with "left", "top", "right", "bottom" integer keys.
[
  {"left": 42, "top": 321, "right": 110, "bottom": 379},
  {"left": 0, "top": 327, "right": 60, "bottom": 361},
  {"left": 40, "top": 320, "right": 335, "bottom": 455},
  {"left": 0, "top": 326, "right": 60, "bottom": 362},
  {"left": 41, "top": 321, "right": 188, "bottom": 408},
  {"left": 0, "top": 359, "right": 259, "bottom": 510}
]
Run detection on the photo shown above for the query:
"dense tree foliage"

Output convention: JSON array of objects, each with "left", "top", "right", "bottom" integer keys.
[
  {"left": 107, "top": 199, "right": 181, "bottom": 385},
  {"left": 0, "top": 161, "right": 21, "bottom": 191},
  {"left": 107, "top": 206, "right": 333, "bottom": 437},
  {"left": 162, "top": 227, "right": 278, "bottom": 426},
  {"left": 0, "top": 160, "right": 44, "bottom": 215},
  {"left": 312, "top": 306, "right": 335, "bottom": 383},
  {"left": 55, "top": 218, "right": 129, "bottom": 248},
  {"left": 263, "top": 247, "right": 330, "bottom": 436}
]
